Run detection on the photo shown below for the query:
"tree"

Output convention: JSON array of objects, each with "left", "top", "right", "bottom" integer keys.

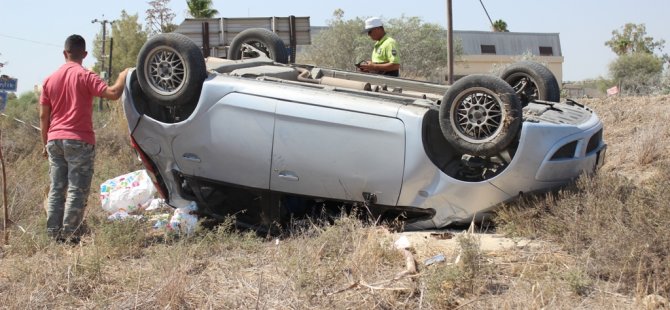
[
  {"left": 92, "top": 11, "right": 148, "bottom": 81},
  {"left": 146, "top": 0, "right": 177, "bottom": 35},
  {"left": 300, "top": 10, "right": 369, "bottom": 72},
  {"left": 0, "top": 53, "right": 6, "bottom": 74},
  {"left": 662, "top": 68, "right": 670, "bottom": 95},
  {"left": 605, "top": 23, "right": 665, "bottom": 56},
  {"left": 609, "top": 52, "right": 664, "bottom": 95},
  {"left": 492, "top": 19, "right": 508, "bottom": 32},
  {"left": 385, "top": 16, "right": 459, "bottom": 80},
  {"left": 186, "top": 0, "right": 219, "bottom": 18},
  {"left": 605, "top": 23, "right": 667, "bottom": 95},
  {"left": 301, "top": 11, "right": 461, "bottom": 82}
]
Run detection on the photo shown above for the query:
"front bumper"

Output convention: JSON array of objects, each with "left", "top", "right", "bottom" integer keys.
[{"left": 403, "top": 107, "right": 606, "bottom": 229}]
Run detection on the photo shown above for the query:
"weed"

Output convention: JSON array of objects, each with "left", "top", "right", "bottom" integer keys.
[
  {"left": 635, "top": 128, "right": 662, "bottom": 165},
  {"left": 423, "top": 264, "right": 463, "bottom": 308},
  {"left": 90, "top": 215, "right": 148, "bottom": 259},
  {"left": 565, "top": 268, "right": 593, "bottom": 296},
  {"left": 498, "top": 165, "right": 670, "bottom": 297}
]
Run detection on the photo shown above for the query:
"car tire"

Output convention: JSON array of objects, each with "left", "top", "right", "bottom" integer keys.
[
  {"left": 439, "top": 74, "right": 522, "bottom": 157},
  {"left": 228, "top": 28, "right": 289, "bottom": 64},
  {"left": 136, "top": 33, "right": 207, "bottom": 107},
  {"left": 500, "top": 61, "right": 560, "bottom": 106}
]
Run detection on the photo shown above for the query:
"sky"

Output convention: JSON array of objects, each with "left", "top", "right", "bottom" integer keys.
[{"left": 1, "top": 0, "right": 669, "bottom": 95}]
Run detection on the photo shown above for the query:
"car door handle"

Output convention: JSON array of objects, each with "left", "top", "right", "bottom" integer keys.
[
  {"left": 182, "top": 153, "right": 201, "bottom": 163},
  {"left": 277, "top": 170, "right": 299, "bottom": 181}
]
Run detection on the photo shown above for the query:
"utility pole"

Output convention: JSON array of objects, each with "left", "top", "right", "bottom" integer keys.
[
  {"left": 91, "top": 17, "right": 114, "bottom": 111},
  {"left": 108, "top": 37, "right": 114, "bottom": 84},
  {"left": 446, "top": 0, "right": 454, "bottom": 85}
]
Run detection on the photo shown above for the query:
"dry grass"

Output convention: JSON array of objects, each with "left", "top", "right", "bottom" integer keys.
[
  {"left": 1, "top": 95, "right": 670, "bottom": 309},
  {"left": 585, "top": 95, "right": 670, "bottom": 182},
  {"left": 495, "top": 95, "right": 670, "bottom": 307}
]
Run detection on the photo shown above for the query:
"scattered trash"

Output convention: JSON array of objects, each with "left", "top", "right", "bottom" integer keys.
[
  {"left": 453, "top": 253, "right": 461, "bottom": 265},
  {"left": 149, "top": 213, "right": 171, "bottom": 229},
  {"left": 424, "top": 253, "right": 446, "bottom": 266},
  {"left": 107, "top": 210, "right": 143, "bottom": 221},
  {"left": 394, "top": 235, "right": 411, "bottom": 249},
  {"left": 167, "top": 201, "right": 198, "bottom": 235},
  {"left": 100, "top": 170, "right": 156, "bottom": 214},
  {"left": 145, "top": 198, "right": 166, "bottom": 211},
  {"left": 429, "top": 232, "right": 454, "bottom": 240}
]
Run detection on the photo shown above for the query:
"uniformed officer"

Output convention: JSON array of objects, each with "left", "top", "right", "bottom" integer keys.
[{"left": 358, "top": 17, "right": 400, "bottom": 77}]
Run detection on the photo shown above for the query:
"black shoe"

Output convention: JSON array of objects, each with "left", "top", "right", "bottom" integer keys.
[
  {"left": 53, "top": 236, "right": 80, "bottom": 245},
  {"left": 66, "top": 236, "right": 81, "bottom": 245},
  {"left": 47, "top": 230, "right": 61, "bottom": 241}
]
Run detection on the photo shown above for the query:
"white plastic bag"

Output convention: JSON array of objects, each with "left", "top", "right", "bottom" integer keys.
[
  {"left": 168, "top": 201, "right": 198, "bottom": 235},
  {"left": 145, "top": 198, "right": 166, "bottom": 211},
  {"left": 100, "top": 170, "right": 156, "bottom": 214}
]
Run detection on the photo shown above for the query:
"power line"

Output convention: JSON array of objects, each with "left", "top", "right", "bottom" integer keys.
[
  {"left": 0, "top": 33, "right": 60, "bottom": 48},
  {"left": 478, "top": 0, "right": 495, "bottom": 29}
]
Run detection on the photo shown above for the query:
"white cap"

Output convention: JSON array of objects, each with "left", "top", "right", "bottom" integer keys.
[{"left": 363, "top": 17, "right": 383, "bottom": 33}]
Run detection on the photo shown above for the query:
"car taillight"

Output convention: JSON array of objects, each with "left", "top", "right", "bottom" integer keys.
[{"left": 130, "top": 136, "right": 169, "bottom": 199}]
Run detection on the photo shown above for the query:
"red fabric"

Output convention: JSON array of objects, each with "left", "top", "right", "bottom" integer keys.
[{"left": 40, "top": 62, "right": 107, "bottom": 145}]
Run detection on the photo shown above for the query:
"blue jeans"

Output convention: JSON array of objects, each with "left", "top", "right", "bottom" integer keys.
[{"left": 46, "top": 139, "right": 95, "bottom": 238}]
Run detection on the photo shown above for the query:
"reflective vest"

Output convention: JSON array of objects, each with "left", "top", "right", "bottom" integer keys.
[{"left": 372, "top": 35, "right": 400, "bottom": 65}]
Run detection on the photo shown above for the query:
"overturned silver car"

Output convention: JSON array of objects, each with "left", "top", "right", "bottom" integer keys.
[{"left": 122, "top": 30, "right": 606, "bottom": 230}]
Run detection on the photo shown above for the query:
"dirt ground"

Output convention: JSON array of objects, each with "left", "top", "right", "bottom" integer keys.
[{"left": 396, "top": 229, "right": 540, "bottom": 264}]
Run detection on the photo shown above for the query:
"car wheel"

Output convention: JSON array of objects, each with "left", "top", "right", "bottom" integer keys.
[
  {"left": 228, "top": 28, "right": 289, "bottom": 64},
  {"left": 500, "top": 61, "right": 560, "bottom": 106},
  {"left": 439, "top": 74, "right": 522, "bottom": 157},
  {"left": 136, "top": 33, "right": 207, "bottom": 107}
]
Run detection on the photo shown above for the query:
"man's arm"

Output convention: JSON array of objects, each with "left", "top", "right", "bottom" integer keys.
[
  {"left": 360, "top": 62, "right": 400, "bottom": 73},
  {"left": 39, "top": 104, "right": 51, "bottom": 157},
  {"left": 100, "top": 68, "right": 130, "bottom": 100}
]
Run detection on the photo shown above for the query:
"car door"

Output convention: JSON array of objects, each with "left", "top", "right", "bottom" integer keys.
[
  {"left": 270, "top": 100, "right": 406, "bottom": 206},
  {"left": 172, "top": 93, "right": 275, "bottom": 189}
]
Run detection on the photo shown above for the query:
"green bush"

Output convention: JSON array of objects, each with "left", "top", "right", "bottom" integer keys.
[{"left": 609, "top": 53, "right": 664, "bottom": 95}]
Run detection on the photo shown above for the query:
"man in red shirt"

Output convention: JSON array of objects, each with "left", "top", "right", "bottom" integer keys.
[{"left": 40, "top": 34, "right": 129, "bottom": 243}]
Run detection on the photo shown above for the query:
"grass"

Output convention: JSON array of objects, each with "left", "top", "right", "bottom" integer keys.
[
  {"left": 1, "top": 94, "right": 670, "bottom": 308},
  {"left": 560, "top": 170, "right": 670, "bottom": 295}
]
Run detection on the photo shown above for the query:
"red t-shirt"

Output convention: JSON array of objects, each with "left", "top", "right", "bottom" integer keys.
[{"left": 40, "top": 62, "right": 107, "bottom": 145}]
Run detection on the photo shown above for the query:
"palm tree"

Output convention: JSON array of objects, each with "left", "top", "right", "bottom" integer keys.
[
  {"left": 186, "top": 0, "right": 219, "bottom": 18},
  {"left": 492, "top": 19, "right": 509, "bottom": 32}
]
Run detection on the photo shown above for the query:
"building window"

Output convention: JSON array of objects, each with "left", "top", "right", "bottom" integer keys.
[
  {"left": 480, "top": 44, "right": 496, "bottom": 54},
  {"left": 539, "top": 46, "right": 553, "bottom": 56}
]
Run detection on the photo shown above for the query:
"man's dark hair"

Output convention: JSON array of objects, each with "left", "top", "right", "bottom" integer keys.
[{"left": 64, "top": 34, "right": 86, "bottom": 60}]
